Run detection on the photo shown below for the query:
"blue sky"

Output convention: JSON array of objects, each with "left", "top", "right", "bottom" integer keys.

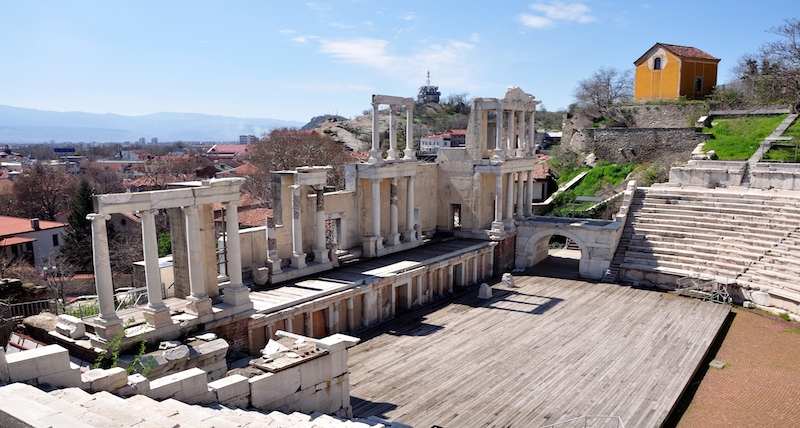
[{"left": 0, "top": 1, "right": 796, "bottom": 123}]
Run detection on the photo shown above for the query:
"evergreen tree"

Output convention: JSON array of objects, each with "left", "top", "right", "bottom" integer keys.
[{"left": 59, "top": 180, "right": 95, "bottom": 273}]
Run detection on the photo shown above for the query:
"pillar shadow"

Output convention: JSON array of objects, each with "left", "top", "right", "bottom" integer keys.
[{"left": 350, "top": 396, "right": 399, "bottom": 420}]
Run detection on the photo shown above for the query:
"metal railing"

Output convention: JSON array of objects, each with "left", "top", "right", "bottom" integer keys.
[
  {"left": 540, "top": 415, "right": 625, "bottom": 428},
  {"left": 0, "top": 298, "right": 58, "bottom": 319}
]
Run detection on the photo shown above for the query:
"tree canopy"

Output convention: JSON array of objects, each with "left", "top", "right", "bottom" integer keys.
[{"left": 572, "top": 67, "right": 634, "bottom": 116}]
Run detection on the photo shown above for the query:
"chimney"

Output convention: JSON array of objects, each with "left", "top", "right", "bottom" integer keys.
[{"left": 31, "top": 218, "right": 40, "bottom": 230}]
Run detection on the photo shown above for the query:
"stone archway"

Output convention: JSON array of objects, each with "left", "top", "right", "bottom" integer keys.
[{"left": 518, "top": 228, "right": 591, "bottom": 277}]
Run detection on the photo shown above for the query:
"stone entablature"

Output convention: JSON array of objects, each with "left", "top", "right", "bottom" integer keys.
[{"left": 90, "top": 178, "right": 253, "bottom": 343}]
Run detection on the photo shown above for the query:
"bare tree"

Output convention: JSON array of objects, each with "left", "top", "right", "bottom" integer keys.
[
  {"left": 572, "top": 67, "right": 634, "bottom": 117},
  {"left": 246, "top": 129, "right": 350, "bottom": 206},
  {"left": 1, "top": 164, "right": 79, "bottom": 221},
  {"left": 730, "top": 18, "right": 800, "bottom": 103},
  {"left": 38, "top": 257, "right": 77, "bottom": 306}
]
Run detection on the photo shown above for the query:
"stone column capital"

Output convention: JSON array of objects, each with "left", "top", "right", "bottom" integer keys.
[
  {"left": 370, "top": 177, "right": 382, "bottom": 184},
  {"left": 183, "top": 205, "right": 200, "bottom": 215},
  {"left": 289, "top": 184, "right": 302, "bottom": 194},
  {"left": 224, "top": 200, "right": 240, "bottom": 208},
  {"left": 86, "top": 213, "right": 111, "bottom": 222},
  {"left": 138, "top": 209, "right": 159, "bottom": 217}
]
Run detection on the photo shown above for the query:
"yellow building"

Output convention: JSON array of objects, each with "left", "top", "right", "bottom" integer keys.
[{"left": 634, "top": 43, "right": 720, "bottom": 102}]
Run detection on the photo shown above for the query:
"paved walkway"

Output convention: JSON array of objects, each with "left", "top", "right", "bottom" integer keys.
[{"left": 673, "top": 306, "right": 800, "bottom": 428}]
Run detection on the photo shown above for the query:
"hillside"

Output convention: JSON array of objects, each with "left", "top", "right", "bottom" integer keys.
[
  {"left": 0, "top": 105, "right": 304, "bottom": 143},
  {"left": 313, "top": 102, "right": 469, "bottom": 152}
]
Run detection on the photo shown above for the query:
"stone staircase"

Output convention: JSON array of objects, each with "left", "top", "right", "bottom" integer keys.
[
  {"left": 618, "top": 186, "right": 800, "bottom": 285},
  {"left": 741, "top": 113, "right": 798, "bottom": 187},
  {"left": 0, "top": 382, "right": 408, "bottom": 428},
  {"left": 601, "top": 188, "right": 646, "bottom": 283}
]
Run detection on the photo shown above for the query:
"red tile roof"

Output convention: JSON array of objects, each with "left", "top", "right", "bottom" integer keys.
[
  {"left": 0, "top": 216, "right": 67, "bottom": 237},
  {"left": 659, "top": 43, "right": 719, "bottom": 61},
  {"left": 514, "top": 163, "right": 553, "bottom": 181},
  {"left": 635, "top": 43, "right": 720, "bottom": 65},
  {"left": 0, "top": 236, "right": 37, "bottom": 246},
  {"left": 207, "top": 145, "right": 249, "bottom": 156}
]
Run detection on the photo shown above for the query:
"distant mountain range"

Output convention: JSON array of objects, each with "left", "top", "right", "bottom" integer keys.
[{"left": 0, "top": 105, "right": 305, "bottom": 144}]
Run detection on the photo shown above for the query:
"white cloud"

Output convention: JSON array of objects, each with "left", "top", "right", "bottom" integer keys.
[
  {"left": 279, "top": 29, "right": 297, "bottom": 35},
  {"left": 517, "top": 1, "right": 596, "bottom": 29},
  {"left": 330, "top": 22, "right": 356, "bottom": 29},
  {"left": 469, "top": 33, "right": 481, "bottom": 43},
  {"left": 305, "top": 2, "right": 332, "bottom": 11},
  {"left": 293, "top": 35, "right": 319, "bottom": 44},
  {"left": 318, "top": 38, "right": 397, "bottom": 68},
  {"left": 398, "top": 12, "right": 418, "bottom": 21},
  {"left": 364, "top": 20, "right": 374, "bottom": 26}
]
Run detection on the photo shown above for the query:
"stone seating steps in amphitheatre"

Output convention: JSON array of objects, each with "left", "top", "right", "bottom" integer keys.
[
  {"left": 0, "top": 382, "right": 405, "bottom": 428},
  {"left": 617, "top": 185, "right": 800, "bottom": 303}
]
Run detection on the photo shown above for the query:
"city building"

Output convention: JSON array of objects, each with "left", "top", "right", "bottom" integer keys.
[
  {"left": 417, "top": 71, "right": 441, "bottom": 104},
  {"left": 634, "top": 43, "right": 720, "bottom": 101},
  {"left": 0, "top": 216, "right": 67, "bottom": 267},
  {"left": 239, "top": 135, "right": 257, "bottom": 144}
]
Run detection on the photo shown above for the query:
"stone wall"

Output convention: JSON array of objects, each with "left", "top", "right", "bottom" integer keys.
[
  {"left": 588, "top": 128, "right": 711, "bottom": 166},
  {"left": 493, "top": 235, "right": 516, "bottom": 275},
  {"left": 0, "top": 332, "right": 360, "bottom": 418}
]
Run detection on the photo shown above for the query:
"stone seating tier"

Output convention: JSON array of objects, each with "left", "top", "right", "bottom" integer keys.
[
  {"left": 625, "top": 244, "right": 758, "bottom": 266},
  {"left": 628, "top": 234, "right": 778, "bottom": 260},
  {"left": 627, "top": 226, "right": 784, "bottom": 252},
  {"left": 622, "top": 253, "right": 742, "bottom": 279},
  {"left": 637, "top": 202, "right": 800, "bottom": 222},
  {"left": 0, "top": 382, "right": 407, "bottom": 428},
  {"left": 630, "top": 217, "right": 790, "bottom": 240}
]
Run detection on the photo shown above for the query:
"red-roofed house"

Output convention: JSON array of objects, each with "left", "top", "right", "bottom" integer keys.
[
  {"left": 0, "top": 216, "right": 67, "bottom": 267},
  {"left": 514, "top": 163, "right": 557, "bottom": 202},
  {"left": 206, "top": 144, "right": 250, "bottom": 160},
  {"left": 634, "top": 43, "right": 720, "bottom": 101}
]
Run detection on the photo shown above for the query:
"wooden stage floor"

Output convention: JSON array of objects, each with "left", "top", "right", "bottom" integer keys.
[{"left": 347, "top": 275, "right": 730, "bottom": 428}]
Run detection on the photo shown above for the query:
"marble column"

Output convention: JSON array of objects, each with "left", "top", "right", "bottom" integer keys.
[
  {"left": 525, "top": 168, "right": 535, "bottom": 216},
  {"left": 312, "top": 188, "right": 330, "bottom": 263},
  {"left": 472, "top": 256, "right": 479, "bottom": 285},
  {"left": 515, "top": 171, "right": 524, "bottom": 219},
  {"left": 505, "top": 172, "right": 514, "bottom": 222},
  {"left": 266, "top": 215, "right": 282, "bottom": 274},
  {"left": 329, "top": 303, "right": 338, "bottom": 334},
  {"left": 491, "top": 173, "right": 504, "bottom": 233},
  {"left": 223, "top": 201, "right": 251, "bottom": 307},
  {"left": 403, "top": 176, "right": 416, "bottom": 242},
  {"left": 387, "top": 106, "right": 399, "bottom": 161},
  {"left": 507, "top": 109, "right": 516, "bottom": 158},
  {"left": 371, "top": 178, "right": 383, "bottom": 250},
  {"left": 529, "top": 110, "right": 536, "bottom": 155},
  {"left": 87, "top": 213, "right": 122, "bottom": 340},
  {"left": 184, "top": 206, "right": 212, "bottom": 317},
  {"left": 368, "top": 102, "right": 381, "bottom": 164},
  {"left": 387, "top": 178, "right": 401, "bottom": 245},
  {"left": 415, "top": 275, "right": 422, "bottom": 307},
  {"left": 447, "top": 265, "right": 454, "bottom": 293},
  {"left": 285, "top": 317, "right": 293, "bottom": 334},
  {"left": 346, "top": 297, "right": 355, "bottom": 331},
  {"left": 361, "top": 293, "right": 370, "bottom": 328},
  {"left": 290, "top": 185, "right": 307, "bottom": 269},
  {"left": 493, "top": 107, "right": 504, "bottom": 160},
  {"left": 304, "top": 312, "right": 313, "bottom": 337},
  {"left": 403, "top": 104, "right": 416, "bottom": 161},
  {"left": 518, "top": 109, "right": 526, "bottom": 157},
  {"left": 139, "top": 209, "right": 171, "bottom": 328},
  {"left": 266, "top": 323, "right": 275, "bottom": 342},
  {"left": 376, "top": 287, "right": 383, "bottom": 321}
]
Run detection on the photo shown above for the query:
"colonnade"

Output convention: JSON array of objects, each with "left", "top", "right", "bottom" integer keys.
[
  {"left": 493, "top": 108, "right": 536, "bottom": 160},
  {"left": 366, "top": 174, "right": 420, "bottom": 251},
  {"left": 368, "top": 95, "right": 416, "bottom": 164},
  {"left": 251, "top": 244, "right": 496, "bottom": 349},
  {"left": 88, "top": 178, "right": 250, "bottom": 342},
  {"left": 491, "top": 168, "right": 539, "bottom": 231}
]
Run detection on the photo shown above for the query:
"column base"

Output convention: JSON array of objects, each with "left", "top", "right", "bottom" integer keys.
[
  {"left": 386, "top": 232, "right": 401, "bottom": 246},
  {"left": 362, "top": 236, "right": 377, "bottom": 258},
  {"left": 93, "top": 315, "right": 123, "bottom": 341},
  {"left": 367, "top": 149, "right": 382, "bottom": 165},
  {"left": 143, "top": 304, "right": 173, "bottom": 329},
  {"left": 403, "top": 148, "right": 416, "bottom": 161},
  {"left": 223, "top": 284, "right": 252, "bottom": 307},
  {"left": 402, "top": 229, "right": 415, "bottom": 242},
  {"left": 291, "top": 253, "right": 307, "bottom": 269},
  {"left": 489, "top": 221, "right": 506, "bottom": 239},
  {"left": 313, "top": 248, "right": 330, "bottom": 264},
  {"left": 266, "top": 258, "right": 282, "bottom": 274},
  {"left": 386, "top": 149, "right": 399, "bottom": 161},
  {"left": 516, "top": 149, "right": 525, "bottom": 158},
  {"left": 375, "top": 236, "right": 384, "bottom": 250},
  {"left": 185, "top": 295, "right": 212, "bottom": 317}
]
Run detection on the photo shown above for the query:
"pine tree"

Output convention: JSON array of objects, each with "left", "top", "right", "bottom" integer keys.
[{"left": 59, "top": 180, "right": 95, "bottom": 273}]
